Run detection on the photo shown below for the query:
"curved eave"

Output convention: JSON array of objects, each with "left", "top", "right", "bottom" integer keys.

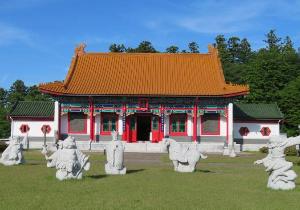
[{"left": 39, "top": 88, "right": 249, "bottom": 98}]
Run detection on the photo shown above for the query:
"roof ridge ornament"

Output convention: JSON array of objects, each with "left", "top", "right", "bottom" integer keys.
[
  {"left": 74, "top": 43, "right": 86, "bottom": 56},
  {"left": 208, "top": 44, "right": 218, "bottom": 55}
]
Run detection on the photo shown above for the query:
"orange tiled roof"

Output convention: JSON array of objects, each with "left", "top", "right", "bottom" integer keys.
[{"left": 39, "top": 44, "right": 249, "bottom": 97}]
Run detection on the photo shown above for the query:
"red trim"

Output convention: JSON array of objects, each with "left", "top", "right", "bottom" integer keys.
[
  {"left": 193, "top": 100, "right": 198, "bottom": 142},
  {"left": 169, "top": 114, "right": 187, "bottom": 136},
  {"left": 12, "top": 117, "right": 54, "bottom": 121},
  {"left": 122, "top": 102, "right": 127, "bottom": 141},
  {"left": 201, "top": 113, "right": 220, "bottom": 136},
  {"left": 100, "top": 113, "right": 118, "bottom": 135},
  {"left": 67, "top": 112, "right": 87, "bottom": 134},
  {"left": 234, "top": 120, "right": 280, "bottom": 124}
]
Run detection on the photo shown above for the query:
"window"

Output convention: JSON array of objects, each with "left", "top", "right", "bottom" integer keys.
[
  {"left": 239, "top": 127, "right": 249, "bottom": 136},
  {"left": 101, "top": 113, "right": 117, "bottom": 134},
  {"left": 152, "top": 116, "right": 159, "bottom": 130},
  {"left": 20, "top": 124, "right": 30, "bottom": 133},
  {"left": 201, "top": 113, "right": 220, "bottom": 135},
  {"left": 260, "top": 127, "right": 271, "bottom": 136},
  {"left": 68, "top": 112, "right": 87, "bottom": 134},
  {"left": 169, "top": 114, "right": 187, "bottom": 136}
]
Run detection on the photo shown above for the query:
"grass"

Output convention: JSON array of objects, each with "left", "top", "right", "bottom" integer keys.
[{"left": 1, "top": 151, "right": 300, "bottom": 210}]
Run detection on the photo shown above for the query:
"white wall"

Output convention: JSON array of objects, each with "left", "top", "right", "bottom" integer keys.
[
  {"left": 233, "top": 122, "right": 280, "bottom": 139},
  {"left": 12, "top": 120, "right": 54, "bottom": 137}
]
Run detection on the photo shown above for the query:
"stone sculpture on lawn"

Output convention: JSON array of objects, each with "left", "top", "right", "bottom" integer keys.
[
  {"left": 0, "top": 136, "right": 25, "bottom": 166},
  {"left": 105, "top": 130, "right": 126, "bottom": 175},
  {"left": 254, "top": 135, "right": 300, "bottom": 190},
  {"left": 42, "top": 136, "right": 90, "bottom": 181},
  {"left": 161, "top": 138, "right": 207, "bottom": 172}
]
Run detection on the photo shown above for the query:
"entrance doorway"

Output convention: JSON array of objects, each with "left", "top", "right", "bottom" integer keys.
[{"left": 137, "top": 115, "right": 151, "bottom": 141}]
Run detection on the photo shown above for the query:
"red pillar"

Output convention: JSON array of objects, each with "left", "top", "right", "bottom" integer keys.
[
  {"left": 159, "top": 104, "right": 165, "bottom": 141},
  {"left": 193, "top": 100, "right": 198, "bottom": 142},
  {"left": 89, "top": 97, "right": 94, "bottom": 141}
]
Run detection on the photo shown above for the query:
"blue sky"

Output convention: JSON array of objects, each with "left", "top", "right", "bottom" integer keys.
[{"left": 0, "top": 0, "right": 300, "bottom": 89}]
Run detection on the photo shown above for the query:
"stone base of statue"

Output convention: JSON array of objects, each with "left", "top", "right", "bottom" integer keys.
[
  {"left": 105, "top": 163, "right": 126, "bottom": 175},
  {"left": 0, "top": 137, "right": 25, "bottom": 166},
  {"left": 267, "top": 169, "right": 297, "bottom": 190},
  {"left": 44, "top": 136, "right": 90, "bottom": 181}
]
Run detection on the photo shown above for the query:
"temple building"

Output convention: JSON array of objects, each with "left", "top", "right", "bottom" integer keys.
[{"left": 9, "top": 44, "right": 283, "bottom": 151}]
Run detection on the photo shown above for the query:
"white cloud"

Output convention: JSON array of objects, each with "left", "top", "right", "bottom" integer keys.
[{"left": 0, "top": 22, "right": 34, "bottom": 46}]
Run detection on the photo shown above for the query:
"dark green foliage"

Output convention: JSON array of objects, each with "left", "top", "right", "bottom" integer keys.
[
  {"left": 109, "top": 41, "right": 158, "bottom": 53},
  {"left": 278, "top": 76, "right": 300, "bottom": 136},
  {"left": 0, "top": 141, "right": 7, "bottom": 152},
  {"left": 109, "top": 44, "right": 126, "bottom": 52},
  {"left": 188, "top": 42, "right": 199, "bottom": 53},
  {"left": 259, "top": 146, "right": 268, "bottom": 153},
  {"left": 284, "top": 145, "right": 297, "bottom": 156},
  {"left": 165, "top": 45, "right": 179, "bottom": 53}
]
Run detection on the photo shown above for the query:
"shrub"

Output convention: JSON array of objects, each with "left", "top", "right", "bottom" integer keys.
[
  {"left": 0, "top": 141, "right": 8, "bottom": 152},
  {"left": 284, "top": 145, "right": 297, "bottom": 156},
  {"left": 259, "top": 146, "right": 268, "bottom": 153}
]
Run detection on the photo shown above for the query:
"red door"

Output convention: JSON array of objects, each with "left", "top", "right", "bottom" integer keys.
[
  {"left": 151, "top": 115, "right": 160, "bottom": 142},
  {"left": 126, "top": 115, "right": 137, "bottom": 142}
]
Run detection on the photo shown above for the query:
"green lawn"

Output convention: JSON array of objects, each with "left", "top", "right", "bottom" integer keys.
[{"left": 1, "top": 151, "right": 300, "bottom": 210}]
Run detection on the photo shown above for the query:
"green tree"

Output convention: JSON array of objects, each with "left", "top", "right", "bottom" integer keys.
[
  {"left": 165, "top": 45, "right": 179, "bottom": 53},
  {"left": 214, "top": 35, "right": 231, "bottom": 64},
  {"left": 264, "top": 29, "right": 281, "bottom": 51},
  {"left": 0, "top": 106, "right": 10, "bottom": 138},
  {"left": 238, "top": 38, "right": 252, "bottom": 63},
  {"left": 25, "top": 85, "right": 51, "bottom": 101},
  {"left": 127, "top": 41, "right": 157, "bottom": 53},
  {"left": 279, "top": 76, "right": 300, "bottom": 136},
  {"left": 188, "top": 42, "right": 199, "bottom": 53},
  {"left": 7, "top": 80, "right": 27, "bottom": 107},
  {"left": 109, "top": 43, "right": 126, "bottom": 52},
  {"left": 227, "top": 37, "right": 240, "bottom": 63}
]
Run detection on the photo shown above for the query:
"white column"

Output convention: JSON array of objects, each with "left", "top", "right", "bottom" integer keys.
[
  {"left": 164, "top": 115, "right": 169, "bottom": 137},
  {"left": 54, "top": 101, "right": 59, "bottom": 135},
  {"left": 118, "top": 114, "right": 123, "bottom": 135},
  {"left": 228, "top": 103, "right": 234, "bottom": 146}
]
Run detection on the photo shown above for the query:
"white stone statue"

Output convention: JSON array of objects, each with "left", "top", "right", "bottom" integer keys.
[
  {"left": 43, "top": 136, "right": 91, "bottom": 181},
  {"left": 161, "top": 138, "right": 207, "bottom": 172},
  {"left": 254, "top": 135, "right": 300, "bottom": 190},
  {"left": 104, "top": 130, "right": 126, "bottom": 175},
  {"left": 0, "top": 136, "right": 25, "bottom": 166}
]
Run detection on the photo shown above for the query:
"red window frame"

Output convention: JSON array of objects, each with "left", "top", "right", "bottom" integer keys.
[
  {"left": 169, "top": 114, "right": 187, "bottom": 136},
  {"left": 201, "top": 113, "right": 220, "bottom": 135},
  {"left": 100, "top": 113, "right": 118, "bottom": 135},
  {"left": 239, "top": 127, "right": 250, "bottom": 136},
  {"left": 68, "top": 112, "right": 87, "bottom": 134},
  {"left": 20, "top": 124, "right": 30, "bottom": 133},
  {"left": 260, "top": 127, "right": 271, "bottom": 136}
]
